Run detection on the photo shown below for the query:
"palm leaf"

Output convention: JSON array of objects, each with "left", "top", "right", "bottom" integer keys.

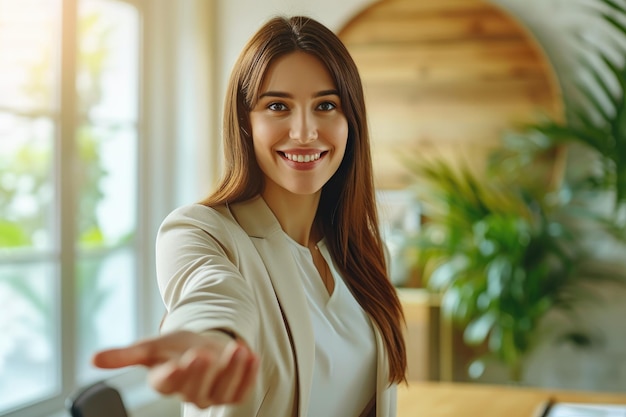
[
  {"left": 572, "top": 77, "right": 612, "bottom": 126},
  {"left": 597, "top": 0, "right": 626, "bottom": 17}
]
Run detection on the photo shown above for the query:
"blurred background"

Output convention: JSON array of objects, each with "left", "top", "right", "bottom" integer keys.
[{"left": 1, "top": 0, "right": 625, "bottom": 416}]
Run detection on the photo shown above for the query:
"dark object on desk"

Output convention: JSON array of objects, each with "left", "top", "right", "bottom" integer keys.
[
  {"left": 66, "top": 381, "right": 130, "bottom": 417},
  {"left": 534, "top": 398, "right": 555, "bottom": 417}
]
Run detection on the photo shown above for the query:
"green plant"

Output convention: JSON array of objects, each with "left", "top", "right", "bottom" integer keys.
[
  {"left": 407, "top": 158, "right": 586, "bottom": 381},
  {"left": 528, "top": 0, "right": 626, "bottom": 224}
]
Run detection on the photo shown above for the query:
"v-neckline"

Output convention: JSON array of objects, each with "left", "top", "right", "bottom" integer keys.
[{"left": 284, "top": 233, "right": 337, "bottom": 299}]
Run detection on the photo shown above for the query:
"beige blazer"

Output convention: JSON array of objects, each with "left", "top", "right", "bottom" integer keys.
[{"left": 157, "top": 196, "right": 397, "bottom": 417}]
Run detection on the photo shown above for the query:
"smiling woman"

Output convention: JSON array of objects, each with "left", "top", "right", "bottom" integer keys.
[{"left": 92, "top": 15, "right": 407, "bottom": 417}]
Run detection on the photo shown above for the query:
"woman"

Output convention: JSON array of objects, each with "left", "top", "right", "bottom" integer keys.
[{"left": 93, "top": 15, "right": 406, "bottom": 417}]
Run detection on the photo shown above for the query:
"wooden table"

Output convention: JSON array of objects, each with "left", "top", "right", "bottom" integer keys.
[{"left": 397, "top": 382, "right": 626, "bottom": 417}]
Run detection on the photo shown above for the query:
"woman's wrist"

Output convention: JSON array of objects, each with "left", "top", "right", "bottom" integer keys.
[{"left": 204, "top": 328, "right": 238, "bottom": 340}]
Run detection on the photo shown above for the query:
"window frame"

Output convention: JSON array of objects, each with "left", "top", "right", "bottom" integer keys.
[
  {"left": 3, "top": 0, "right": 218, "bottom": 414},
  {"left": 0, "top": 0, "right": 170, "bottom": 416}
]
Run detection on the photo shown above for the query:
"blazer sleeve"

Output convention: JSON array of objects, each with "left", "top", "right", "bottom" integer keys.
[{"left": 155, "top": 204, "right": 259, "bottom": 348}]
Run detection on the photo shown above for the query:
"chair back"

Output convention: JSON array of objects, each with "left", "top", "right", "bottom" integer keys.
[{"left": 66, "top": 381, "right": 130, "bottom": 417}]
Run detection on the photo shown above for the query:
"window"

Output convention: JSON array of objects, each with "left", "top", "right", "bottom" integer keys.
[{"left": 0, "top": 0, "right": 148, "bottom": 414}]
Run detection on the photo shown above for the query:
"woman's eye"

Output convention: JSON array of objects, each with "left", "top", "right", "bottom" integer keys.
[
  {"left": 268, "top": 102, "right": 287, "bottom": 111},
  {"left": 317, "top": 101, "right": 337, "bottom": 111}
]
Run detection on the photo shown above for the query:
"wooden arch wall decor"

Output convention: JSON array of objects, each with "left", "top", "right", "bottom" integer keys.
[{"left": 338, "top": 0, "right": 563, "bottom": 190}]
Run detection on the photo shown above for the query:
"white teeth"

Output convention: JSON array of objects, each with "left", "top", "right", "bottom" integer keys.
[{"left": 284, "top": 152, "right": 321, "bottom": 162}]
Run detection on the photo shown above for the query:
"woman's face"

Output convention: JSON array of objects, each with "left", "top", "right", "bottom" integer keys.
[{"left": 249, "top": 51, "right": 348, "bottom": 199}]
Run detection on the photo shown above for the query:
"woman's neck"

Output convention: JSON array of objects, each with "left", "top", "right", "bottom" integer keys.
[{"left": 261, "top": 188, "right": 321, "bottom": 247}]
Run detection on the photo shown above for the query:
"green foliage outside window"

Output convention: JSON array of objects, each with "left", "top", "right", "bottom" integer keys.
[
  {"left": 1, "top": 9, "right": 119, "bottom": 352},
  {"left": 0, "top": 10, "right": 115, "bottom": 251}
]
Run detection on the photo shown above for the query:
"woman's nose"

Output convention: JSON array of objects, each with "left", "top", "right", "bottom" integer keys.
[{"left": 289, "top": 111, "right": 318, "bottom": 143}]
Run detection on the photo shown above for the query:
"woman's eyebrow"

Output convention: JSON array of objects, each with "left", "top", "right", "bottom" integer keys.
[
  {"left": 259, "top": 91, "right": 291, "bottom": 99},
  {"left": 258, "top": 89, "right": 340, "bottom": 99},
  {"left": 315, "top": 89, "right": 340, "bottom": 97}
]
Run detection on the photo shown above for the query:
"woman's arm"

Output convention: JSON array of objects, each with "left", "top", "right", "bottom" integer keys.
[{"left": 93, "top": 205, "right": 261, "bottom": 408}]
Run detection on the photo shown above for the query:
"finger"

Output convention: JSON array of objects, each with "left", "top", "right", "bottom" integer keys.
[
  {"left": 177, "top": 349, "right": 219, "bottom": 408},
  {"left": 93, "top": 333, "right": 193, "bottom": 370},
  {"left": 231, "top": 349, "right": 260, "bottom": 403},
  {"left": 190, "top": 340, "right": 238, "bottom": 406},
  {"left": 92, "top": 344, "right": 158, "bottom": 369},
  {"left": 147, "top": 359, "right": 188, "bottom": 395},
  {"left": 208, "top": 345, "right": 247, "bottom": 402}
]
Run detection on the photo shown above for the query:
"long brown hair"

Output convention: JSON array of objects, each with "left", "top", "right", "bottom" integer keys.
[{"left": 200, "top": 15, "right": 406, "bottom": 384}]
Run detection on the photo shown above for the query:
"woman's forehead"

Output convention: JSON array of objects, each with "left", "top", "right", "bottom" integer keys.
[{"left": 258, "top": 51, "right": 337, "bottom": 95}]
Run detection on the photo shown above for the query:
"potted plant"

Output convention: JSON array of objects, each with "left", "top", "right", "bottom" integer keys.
[
  {"left": 401, "top": 0, "right": 626, "bottom": 383},
  {"left": 406, "top": 155, "right": 581, "bottom": 382}
]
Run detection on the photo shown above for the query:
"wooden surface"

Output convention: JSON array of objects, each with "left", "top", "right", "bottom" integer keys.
[
  {"left": 397, "top": 382, "right": 626, "bottom": 417},
  {"left": 398, "top": 289, "right": 441, "bottom": 381},
  {"left": 338, "top": 0, "right": 563, "bottom": 189},
  {"left": 398, "top": 287, "right": 479, "bottom": 384}
]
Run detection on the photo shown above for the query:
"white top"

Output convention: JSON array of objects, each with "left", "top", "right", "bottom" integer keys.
[{"left": 285, "top": 235, "right": 377, "bottom": 417}]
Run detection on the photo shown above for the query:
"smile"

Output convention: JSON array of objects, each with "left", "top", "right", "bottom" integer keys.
[{"left": 281, "top": 151, "right": 324, "bottom": 163}]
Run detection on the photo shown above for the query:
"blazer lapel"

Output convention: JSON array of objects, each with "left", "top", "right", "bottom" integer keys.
[{"left": 230, "top": 197, "right": 315, "bottom": 417}]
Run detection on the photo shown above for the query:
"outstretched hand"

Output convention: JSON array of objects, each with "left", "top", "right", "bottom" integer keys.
[{"left": 92, "top": 330, "right": 259, "bottom": 409}]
